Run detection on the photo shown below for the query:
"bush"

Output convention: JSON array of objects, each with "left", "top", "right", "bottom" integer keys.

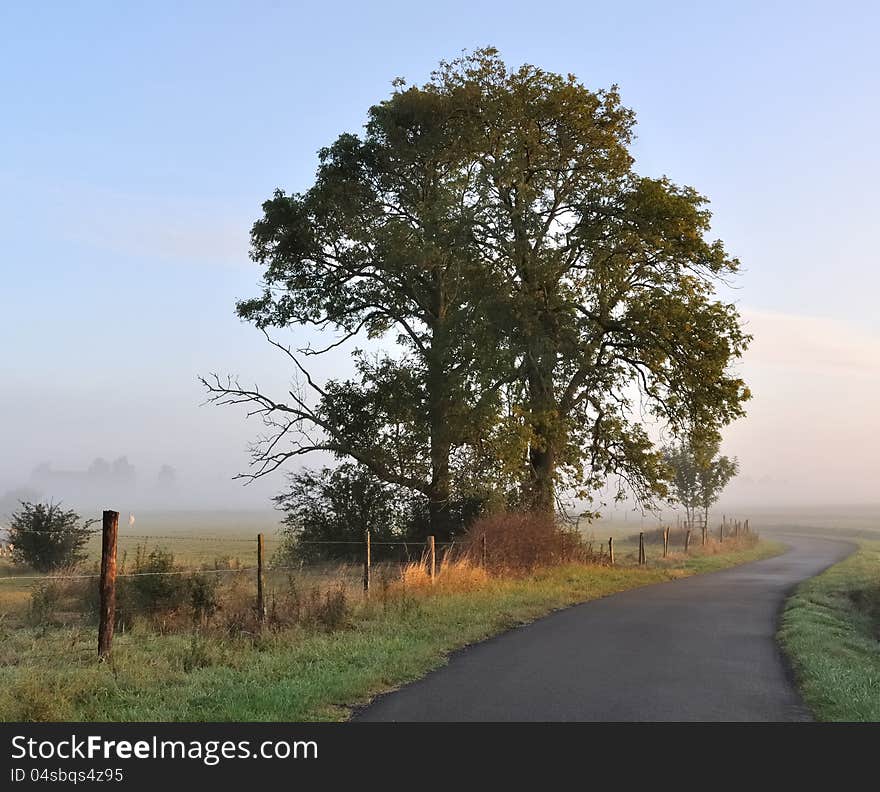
[
  {"left": 8, "top": 502, "right": 96, "bottom": 571},
  {"left": 274, "top": 464, "right": 419, "bottom": 563},
  {"left": 115, "top": 545, "right": 221, "bottom": 629},
  {"left": 464, "top": 511, "right": 587, "bottom": 572},
  {"left": 188, "top": 573, "right": 221, "bottom": 625},
  {"left": 28, "top": 581, "right": 64, "bottom": 628},
  {"left": 118, "top": 546, "right": 186, "bottom": 622}
]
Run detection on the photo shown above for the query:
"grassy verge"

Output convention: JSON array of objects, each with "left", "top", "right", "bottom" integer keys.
[
  {"left": 779, "top": 541, "right": 880, "bottom": 721},
  {"left": 0, "top": 539, "right": 781, "bottom": 721}
]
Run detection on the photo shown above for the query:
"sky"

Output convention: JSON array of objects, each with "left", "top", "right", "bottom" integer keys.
[{"left": 1, "top": 1, "right": 878, "bottom": 511}]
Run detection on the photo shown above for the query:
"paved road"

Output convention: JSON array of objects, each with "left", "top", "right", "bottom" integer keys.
[{"left": 355, "top": 535, "right": 853, "bottom": 722}]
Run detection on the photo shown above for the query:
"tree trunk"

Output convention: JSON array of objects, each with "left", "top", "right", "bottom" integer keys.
[
  {"left": 524, "top": 352, "right": 558, "bottom": 515},
  {"left": 427, "top": 443, "right": 453, "bottom": 542},
  {"left": 426, "top": 290, "right": 454, "bottom": 541},
  {"left": 527, "top": 444, "right": 556, "bottom": 514}
]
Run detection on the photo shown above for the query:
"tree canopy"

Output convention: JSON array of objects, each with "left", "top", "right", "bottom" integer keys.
[{"left": 203, "top": 48, "right": 750, "bottom": 537}]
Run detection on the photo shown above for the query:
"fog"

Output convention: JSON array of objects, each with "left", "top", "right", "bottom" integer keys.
[{"left": 2, "top": 303, "right": 878, "bottom": 519}]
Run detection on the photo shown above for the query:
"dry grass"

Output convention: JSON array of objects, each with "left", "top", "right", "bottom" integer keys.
[{"left": 394, "top": 553, "right": 490, "bottom": 593}]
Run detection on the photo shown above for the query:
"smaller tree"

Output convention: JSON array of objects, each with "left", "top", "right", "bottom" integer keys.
[
  {"left": 697, "top": 451, "right": 738, "bottom": 528},
  {"left": 662, "top": 443, "right": 701, "bottom": 529},
  {"left": 663, "top": 433, "right": 738, "bottom": 531},
  {"left": 8, "top": 502, "right": 97, "bottom": 571}
]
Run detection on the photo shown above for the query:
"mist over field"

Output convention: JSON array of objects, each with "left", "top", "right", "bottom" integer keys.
[{"left": 2, "top": 304, "right": 878, "bottom": 521}]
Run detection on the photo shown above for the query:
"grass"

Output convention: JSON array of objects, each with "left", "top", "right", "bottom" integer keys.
[
  {"left": 0, "top": 511, "right": 286, "bottom": 619},
  {"left": 0, "top": 537, "right": 780, "bottom": 721},
  {"left": 778, "top": 541, "right": 880, "bottom": 721}
]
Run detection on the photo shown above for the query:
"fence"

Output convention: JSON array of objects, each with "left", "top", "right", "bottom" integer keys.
[{"left": 0, "top": 509, "right": 755, "bottom": 659}]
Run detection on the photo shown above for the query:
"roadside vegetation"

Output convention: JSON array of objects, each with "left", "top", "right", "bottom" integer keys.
[
  {"left": 779, "top": 541, "right": 880, "bottom": 721},
  {"left": 0, "top": 515, "right": 777, "bottom": 722}
]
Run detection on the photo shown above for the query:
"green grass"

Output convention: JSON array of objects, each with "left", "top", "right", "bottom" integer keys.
[
  {"left": 0, "top": 539, "right": 780, "bottom": 721},
  {"left": 778, "top": 541, "right": 880, "bottom": 721}
]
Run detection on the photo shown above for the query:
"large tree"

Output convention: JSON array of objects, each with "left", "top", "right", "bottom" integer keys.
[
  {"left": 203, "top": 76, "right": 514, "bottom": 539},
  {"left": 426, "top": 50, "right": 751, "bottom": 511},
  {"left": 204, "top": 48, "right": 750, "bottom": 527}
]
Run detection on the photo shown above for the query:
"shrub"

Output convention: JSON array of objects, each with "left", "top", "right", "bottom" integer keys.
[
  {"left": 8, "top": 502, "right": 96, "bottom": 571},
  {"left": 189, "top": 573, "right": 221, "bottom": 625},
  {"left": 28, "top": 581, "right": 63, "bottom": 628},
  {"left": 116, "top": 545, "right": 186, "bottom": 626},
  {"left": 464, "top": 511, "right": 587, "bottom": 572}
]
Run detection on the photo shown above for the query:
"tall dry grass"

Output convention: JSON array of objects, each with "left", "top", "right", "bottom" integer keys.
[{"left": 394, "top": 553, "right": 490, "bottom": 593}]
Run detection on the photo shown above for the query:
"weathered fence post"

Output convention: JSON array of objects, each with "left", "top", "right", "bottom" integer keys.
[
  {"left": 719, "top": 521, "right": 724, "bottom": 544},
  {"left": 638, "top": 532, "right": 645, "bottom": 565},
  {"left": 363, "top": 527, "right": 371, "bottom": 596},
  {"left": 256, "top": 533, "right": 266, "bottom": 624},
  {"left": 427, "top": 535, "right": 436, "bottom": 583},
  {"left": 663, "top": 526, "right": 669, "bottom": 558},
  {"left": 684, "top": 529, "right": 691, "bottom": 554},
  {"left": 608, "top": 537, "right": 614, "bottom": 566},
  {"left": 98, "top": 509, "right": 118, "bottom": 661},
  {"left": 480, "top": 533, "right": 487, "bottom": 568}
]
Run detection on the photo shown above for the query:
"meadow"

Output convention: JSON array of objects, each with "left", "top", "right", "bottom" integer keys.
[{"left": 0, "top": 509, "right": 775, "bottom": 721}]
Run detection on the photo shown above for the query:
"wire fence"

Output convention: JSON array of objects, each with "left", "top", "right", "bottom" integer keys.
[{"left": 0, "top": 511, "right": 755, "bottom": 660}]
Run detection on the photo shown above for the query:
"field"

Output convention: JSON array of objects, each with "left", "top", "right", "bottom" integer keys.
[
  {"left": 779, "top": 541, "right": 880, "bottom": 721},
  {"left": 0, "top": 510, "right": 776, "bottom": 721}
]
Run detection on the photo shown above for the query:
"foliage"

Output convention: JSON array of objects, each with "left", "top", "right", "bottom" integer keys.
[
  {"left": 275, "top": 464, "right": 419, "bottom": 560},
  {"left": 662, "top": 432, "right": 738, "bottom": 526},
  {"left": 203, "top": 47, "right": 751, "bottom": 526},
  {"left": 696, "top": 449, "right": 738, "bottom": 521},
  {"left": 7, "top": 502, "right": 96, "bottom": 572}
]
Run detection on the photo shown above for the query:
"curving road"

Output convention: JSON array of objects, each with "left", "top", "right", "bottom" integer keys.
[{"left": 354, "top": 535, "right": 853, "bottom": 722}]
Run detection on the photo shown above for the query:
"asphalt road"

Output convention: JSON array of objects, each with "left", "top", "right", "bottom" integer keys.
[{"left": 354, "top": 535, "right": 853, "bottom": 722}]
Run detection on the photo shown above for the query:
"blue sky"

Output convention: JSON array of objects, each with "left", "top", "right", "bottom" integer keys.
[{"left": 1, "top": 1, "right": 879, "bottom": 507}]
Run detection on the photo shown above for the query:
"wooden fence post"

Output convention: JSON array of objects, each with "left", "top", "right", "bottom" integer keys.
[
  {"left": 719, "top": 522, "right": 724, "bottom": 544},
  {"left": 480, "top": 533, "right": 487, "bottom": 568},
  {"left": 638, "top": 532, "right": 645, "bottom": 565},
  {"left": 608, "top": 537, "right": 614, "bottom": 566},
  {"left": 363, "top": 527, "right": 371, "bottom": 596},
  {"left": 663, "top": 526, "right": 669, "bottom": 558},
  {"left": 256, "top": 533, "right": 266, "bottom": 624},
  {"left": 684, "top": 529, "right": 691, "bottom": 554},
  {"left": 427, "top": 535, "right": 436, "bottom": 583},
  {"left": 97, "top": 509, "right": 118, "bottom": 661}
]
